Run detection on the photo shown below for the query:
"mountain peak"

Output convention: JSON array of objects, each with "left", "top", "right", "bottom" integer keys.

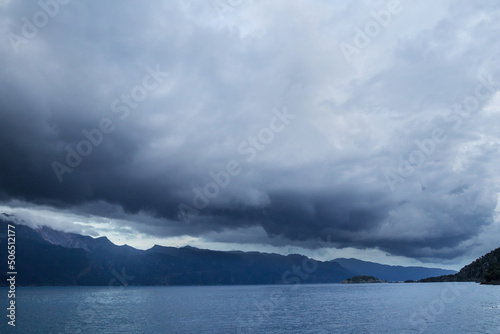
[
  {"left": 35, "top": 225, "right": 113, "bottom": 252},
  {"left": 0, "top": 212, "right": 25, "bottom": 225}
]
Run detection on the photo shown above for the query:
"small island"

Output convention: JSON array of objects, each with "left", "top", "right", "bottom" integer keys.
[{"left": 341, "top": 275, "right": 387, "bottom": 284}]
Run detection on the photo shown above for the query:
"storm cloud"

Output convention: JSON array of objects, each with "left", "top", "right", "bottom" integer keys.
[{"left": 1, "top": 0, "right": 500, "bottom": 264}]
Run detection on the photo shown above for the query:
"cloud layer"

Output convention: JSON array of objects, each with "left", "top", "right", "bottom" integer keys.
[{"left": 1, "top": 0, "right": 500, "bottom": 262}]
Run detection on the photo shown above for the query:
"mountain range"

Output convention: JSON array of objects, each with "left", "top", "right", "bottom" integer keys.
[{"left": 0, "top": 213, "right": 457, "bottom": 286}]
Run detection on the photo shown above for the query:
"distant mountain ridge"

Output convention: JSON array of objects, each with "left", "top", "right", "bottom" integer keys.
[
  {"left": 0, "top": 215, "right": 352, "bottom": 286},
  {"left": 0, "top": 214, "right": 456, "bottom": 286},
  {"left": 333, "top": 258, "right": 456, "bottom": 282}
]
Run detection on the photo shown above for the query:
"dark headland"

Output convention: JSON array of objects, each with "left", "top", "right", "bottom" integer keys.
[{"left": 419, "top": 246, "right": 500, "bottom": 285}]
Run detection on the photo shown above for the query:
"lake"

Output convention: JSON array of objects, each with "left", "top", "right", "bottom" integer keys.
[{"left": 1, "top": 283, "right": 499, "bottom": 333}]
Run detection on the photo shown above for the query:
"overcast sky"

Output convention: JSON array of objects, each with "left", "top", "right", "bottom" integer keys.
[{"left": 1, "top": 0, "right": 500, "bottom": 269}]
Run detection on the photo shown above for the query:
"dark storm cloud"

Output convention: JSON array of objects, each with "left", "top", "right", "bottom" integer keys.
[{"left": 1, "top": 0, "right": 500, "bottom": 261}]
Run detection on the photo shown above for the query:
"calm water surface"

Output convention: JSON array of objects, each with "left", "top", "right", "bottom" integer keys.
[{"left": 1, "top": 283, "right": 499, "bottom": 333}]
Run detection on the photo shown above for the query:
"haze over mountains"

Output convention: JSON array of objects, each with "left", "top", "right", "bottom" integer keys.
[
  {"left": 332, "top": 258, "right": 458, "bottom": 282},
  {"left": 0, "top": 214, "right": 456, "bottom": 286}
]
